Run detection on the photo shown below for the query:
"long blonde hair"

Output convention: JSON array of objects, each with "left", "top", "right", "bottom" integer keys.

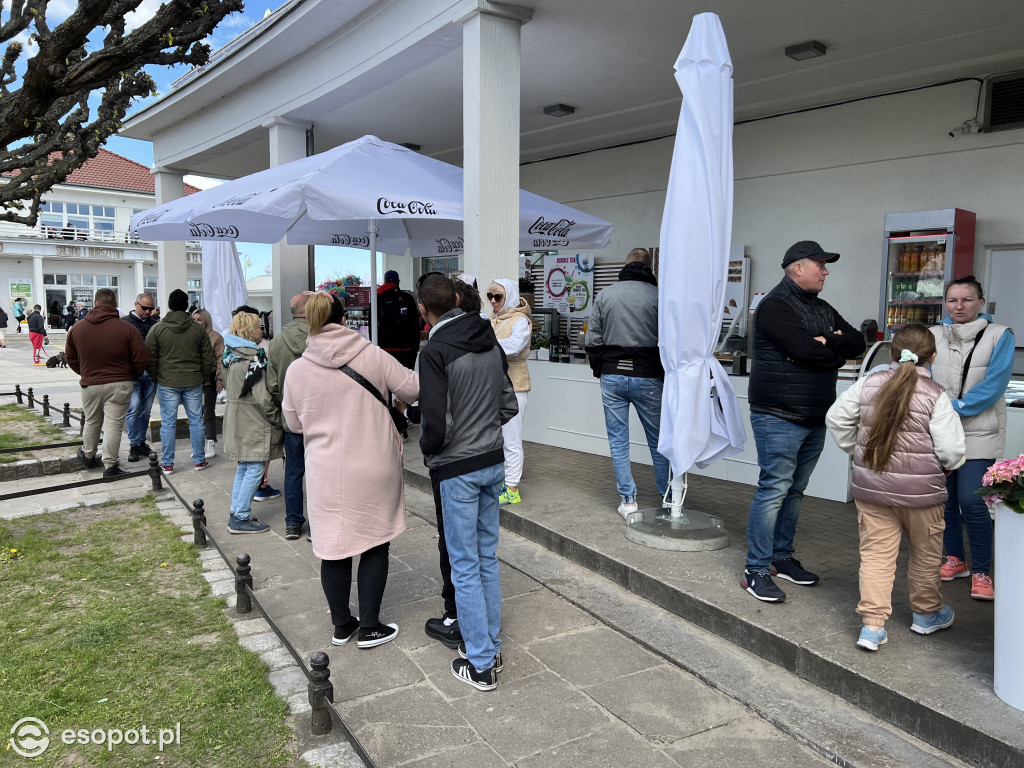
[{"left": 862, "top": 324, "right": 936, "bottom": 471}]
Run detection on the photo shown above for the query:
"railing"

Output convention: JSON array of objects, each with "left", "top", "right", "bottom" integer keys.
[{"left": 0, "top": 222, "right": 204, "bottom": 255}]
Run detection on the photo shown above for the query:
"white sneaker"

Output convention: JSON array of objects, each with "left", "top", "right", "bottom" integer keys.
[
  {"left": 617, "top": 501, "right": 639, "bottom": 519},
  {"left": 205, "top": 439, "right": 216, "bottom": 458}
]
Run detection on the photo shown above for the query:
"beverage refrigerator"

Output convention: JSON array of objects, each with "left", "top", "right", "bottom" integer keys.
[{"left": 879, "top": 208, "right": 976, "bottom": 340}]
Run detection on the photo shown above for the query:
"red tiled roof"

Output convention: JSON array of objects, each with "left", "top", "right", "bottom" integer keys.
[{"left": 63, "top": 148, "right": 201, "bottom": 195}]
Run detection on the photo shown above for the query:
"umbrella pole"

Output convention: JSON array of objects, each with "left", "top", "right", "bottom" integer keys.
[
  {"left": 666, "top": 474, "right": 688, "bottom": 519},
  {"left": 369, "top": 220, "right": 378, "bottom": 344}
]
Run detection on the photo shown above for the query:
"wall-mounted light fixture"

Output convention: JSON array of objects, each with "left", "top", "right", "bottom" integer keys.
[
  {"left": 543, "top": 103, "right": 576, "bottom": 117},
  {"left": 785, "top": 40, "right": 827, "bottom": 61}
]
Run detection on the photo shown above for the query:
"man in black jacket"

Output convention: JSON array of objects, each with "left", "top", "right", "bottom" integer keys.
[
  {"left": 742, "top": 241, "right": 866, "bottom": 603},
  {"left": 417, "top": 273, "right": 517, "bottom": 692},
  {"left": 377, "top": 270, "right": 421, "bottom": 369},
  {"left": 123, "top": 293, "right": 160, "bottom": 461}
]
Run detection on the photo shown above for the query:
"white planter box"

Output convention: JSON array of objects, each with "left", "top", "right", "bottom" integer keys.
[
  {"left": 537, "top": 348, "right": 550, "bottom": 361},
  {"left": 994, "top": 501, "right": 1024, "bottom": 711}
]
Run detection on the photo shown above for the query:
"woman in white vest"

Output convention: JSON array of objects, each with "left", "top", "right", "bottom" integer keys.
[
  {"left": 489, "top": 278, "right": 531, "bottom": 506},
  {"left": 929, "top": 276, "right": 1015, "bottom": 601}
]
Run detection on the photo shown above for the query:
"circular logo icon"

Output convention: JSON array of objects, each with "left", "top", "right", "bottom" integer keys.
[{"left": 10, "top": 717, "right": 50, "bottom": 758}]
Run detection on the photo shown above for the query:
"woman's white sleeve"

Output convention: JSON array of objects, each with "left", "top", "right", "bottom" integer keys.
[{"left": 497, "top": 317, "right": 531, "bottom": 356}]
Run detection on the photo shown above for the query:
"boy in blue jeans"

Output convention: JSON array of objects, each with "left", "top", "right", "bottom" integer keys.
[{"left": 416, "top": 273, "right": 517, "bottom": 691}]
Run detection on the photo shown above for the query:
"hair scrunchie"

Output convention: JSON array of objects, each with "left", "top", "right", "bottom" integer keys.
[{"left": 899, "top": 349, "right": 919, "bottom": 364}]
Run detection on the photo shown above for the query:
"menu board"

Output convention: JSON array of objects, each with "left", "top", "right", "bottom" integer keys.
[{"left": 542, "top": 253, "right": 595, "bottom": 319}]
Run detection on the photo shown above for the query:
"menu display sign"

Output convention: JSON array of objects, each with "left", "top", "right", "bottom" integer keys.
[{"left": 542, "top": 253, "right": 594, "bottom": 318}]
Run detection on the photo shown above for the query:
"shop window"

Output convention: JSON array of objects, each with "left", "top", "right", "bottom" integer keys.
[
  {"left": 44, "top": 274, "right": 54, "bottom": 284},
  {"left": 187, "top": 279, "right": 202, "bottom": 289}
]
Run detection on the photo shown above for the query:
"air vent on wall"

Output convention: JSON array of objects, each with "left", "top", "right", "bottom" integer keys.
[{"left": 983, "top": 71, "right": 1024, "bottom": 132}]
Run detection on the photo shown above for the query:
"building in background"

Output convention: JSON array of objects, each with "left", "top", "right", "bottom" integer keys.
[{"left": 0, "top": 149, "right": 201, "bottom": 326}]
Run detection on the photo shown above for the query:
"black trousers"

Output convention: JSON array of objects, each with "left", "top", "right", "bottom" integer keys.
[
  {"left": 201, "top": 383, "right": 217, "bottom": 441},
  {"left": 430, "top": 469, "right": 457, "bottom": 617},
  {"left": 320, "top": 541, "right": 390, "bottom": 627}
]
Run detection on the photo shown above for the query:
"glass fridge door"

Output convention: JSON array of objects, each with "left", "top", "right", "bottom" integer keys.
[{"left": 882, "top": 234, "right": 948, "bottom": 339}]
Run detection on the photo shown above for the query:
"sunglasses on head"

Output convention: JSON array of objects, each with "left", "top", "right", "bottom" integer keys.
[
  {"left": 486, "top": 293, "right": 504, "bottom": 301},
  {"left": 416, "top": 271, "right": 446, "bottom": 289}
]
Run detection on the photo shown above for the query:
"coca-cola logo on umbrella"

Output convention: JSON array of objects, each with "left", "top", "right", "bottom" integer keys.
[
  {"left": 435, "top": 237, "right": 464, "bottom": 254},
  {"left": 528, "top": 216, "right": 576, "bottom": 238},
  {"left": 136, "top": 209, "right": 167, "bottom": 227},
  {"left": 331, "top": 233, "right": 371, "bottom": 247},
  {"left": 377, "top": 197, "right": 438, "bottom": 216},
  {"left": 188, "top": 222, "right": 240, "bottom": 239}
]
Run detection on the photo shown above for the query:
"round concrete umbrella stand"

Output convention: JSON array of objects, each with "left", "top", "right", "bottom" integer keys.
[
  {"left": 624, "top": 507, "right": 729, "bottom": 551},
  {"left": 993, "top": 501, "right": 1024, "bottom": 712}
]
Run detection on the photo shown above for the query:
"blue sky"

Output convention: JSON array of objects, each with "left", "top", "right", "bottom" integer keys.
[{"left": 92, "top": 1, "right": 380, "bottom": 285}]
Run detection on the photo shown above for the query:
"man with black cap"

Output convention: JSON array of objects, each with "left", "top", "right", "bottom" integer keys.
[
  {"left": 377, "top": 270, "right": 421, "bottom": 370},
  {"left": 742, "top": 241, "right": 866, "bottom": 603},
  {"left": 145, "top": 288, "right": 215, "bottom": 475}
]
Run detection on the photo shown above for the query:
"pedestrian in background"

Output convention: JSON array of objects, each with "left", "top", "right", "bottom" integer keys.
[
  {"left": 222, "top": 311, "right": 283, "bottom": 534},
  {"left": 283, "top": 292, "right": 418, "bottom": 649},
  {"left": 0, "top": 303, "right": 7, "bottom": 347},
  {"left": 268, "top": 291, "right": 313, "bottom": 540},
  {"left": 488, "top": 278, "right": 531, "bottom": 506},
  {"left": 145, "top": 288, "right": 213, "bottom": 474},
  {"left": 27, "top": 303, "right": 48, "bottom": 364},
  {"left": 124, "top": 293, "right": 159, "bottom": 462},
  {"left": 13, "top": 297, "right": 26, "bottom": 333},
  {"left": 827, "top": 324, "right": 965, "bottom": 651},
  {"left": 193, "top": 308, "right": 224, "bottom": 460},
  {"left": 66, "top": 289, "right": 150, "bottom": 477}
]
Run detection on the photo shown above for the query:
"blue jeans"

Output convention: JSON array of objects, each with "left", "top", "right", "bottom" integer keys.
[
  {"left": 944, "top": 458, "right": 994, "bottom": 574},
  {"left": 745, "top": 413, "right": 826, "bottom": 572},
  {"left": 231, "top": 461, "right": 266, "bottom": 522},
  {"left": 284, "top": 431, "right": 306, "bottom": 529},
  {"left": 440, "top": 463, "right": 504, "bottom": 672},
  {"left": 157, "top": 384, "right": 205, "bottom": 467},
  {"left": 127, "top": 373, "right": 157, "bottom": 447},
  {"left": 600, "top": 374, "right": 670, "bottom": 503}
]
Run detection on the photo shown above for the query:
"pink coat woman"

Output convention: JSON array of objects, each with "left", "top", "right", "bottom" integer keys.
[{"left": 282, "top": 304, "right": 419, "bottom": 561}]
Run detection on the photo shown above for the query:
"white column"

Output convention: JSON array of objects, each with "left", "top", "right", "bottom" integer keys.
[
  {"left": 265, "top": 117, "right": 311, "bottom": 335},
  {"left": 134, "top": 259, "right": 146, "bottom": 301},
  {"left": 462, "top": 3, "right": 532, "bottom": 291},
  {"left": 152, "top": 168, "right": 187, "bottom": 311},
  {"left": 31, "top": 255, "right": 44, "bottom": 313}
]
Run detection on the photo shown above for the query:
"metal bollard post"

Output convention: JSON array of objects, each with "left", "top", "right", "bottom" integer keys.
[
  {"left": 191, "top": 499, "right": 208, "bottom": 548},
  {"left": 308, "top": 652, "right": 334, "bottom": 735},
  {"left": 235, "top": 554, "right": 252, "bottom": 615},
  {"left": 26, "top": 387, "right": 34, "bottom": 409},
  {"left": 14, "top": 384, "right": 23, "bottom": 405},
  {"left": 62, "top": 402, "right": 71, "bottom": 428},
  {"left": 148, "top": 452, "right": 163, "bottom": 491},
  {"left": 41, "top": 394, "right": 50, "bottom": 417}
]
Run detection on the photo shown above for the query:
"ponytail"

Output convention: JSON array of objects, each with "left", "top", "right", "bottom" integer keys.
[{"left": 861, "top": 324, "right": 936, "bottom": 471}]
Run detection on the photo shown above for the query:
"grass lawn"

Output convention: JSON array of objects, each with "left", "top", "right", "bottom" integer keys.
[
  {"left": 0, "top": 497, "right": 300, "bottom": 766},
  {"left": 0, "top": 403, "right": 70, "bottom": 463}
]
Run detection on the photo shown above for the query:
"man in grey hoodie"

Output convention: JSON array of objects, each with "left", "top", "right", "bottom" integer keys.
[
  {"left": 268, "top": 292, "right": 313, "bottom": 540},
  {"left": 585, "top": 248, "right": 670, "bottom": 519}
]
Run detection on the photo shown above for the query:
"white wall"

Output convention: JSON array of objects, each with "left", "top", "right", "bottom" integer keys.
[{"left": 520, "top": 80, "right": 1024, "bottom": 329}]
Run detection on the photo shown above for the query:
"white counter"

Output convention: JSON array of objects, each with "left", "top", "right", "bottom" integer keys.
[{"left": 521, "top": 359, "right": 856, "bottom": 502}]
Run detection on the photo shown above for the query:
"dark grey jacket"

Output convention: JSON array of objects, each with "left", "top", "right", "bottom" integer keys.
[{"left": 418, "top": 309, "right": 518, "bottom": 480}]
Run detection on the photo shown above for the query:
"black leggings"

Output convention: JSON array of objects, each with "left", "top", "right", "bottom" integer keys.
[
  {"left": 202, "top": 383, "right": 217, "bottom": 441},
  {"left": 320, "top": 541, "right": 390, "bottom": 627}
]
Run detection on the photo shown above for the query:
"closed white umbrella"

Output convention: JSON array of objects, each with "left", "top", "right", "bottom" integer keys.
[
  {"left": 200, "top": 240, "right": 248, "bottom": 336},
  {"left": 657, "top": 13, "right": 746, "bottom": 506}
]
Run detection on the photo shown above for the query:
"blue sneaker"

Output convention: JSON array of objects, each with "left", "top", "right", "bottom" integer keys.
[
  {"left": 742, "top": 570, "right": 786, "bottom": 603},
  {"left": 856, "top": 625, "right": 888, "bottom": 651},
  {"left": 910, "top": 605, "right": 954, "bottom": 635},
  {"left": 228, "top": 516, "right": 270, "bottom": 534},
  {"left": 253, "top": 484, "right": 281, "bottom": 502}
]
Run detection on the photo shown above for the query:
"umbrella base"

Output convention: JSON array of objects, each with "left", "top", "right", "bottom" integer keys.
[{"left": 624, "top": 507, "right": 729, "bottom": 551}]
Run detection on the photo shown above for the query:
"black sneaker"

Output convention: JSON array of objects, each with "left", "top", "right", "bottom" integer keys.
[
  {"left": 357, "top": 622, "right": 399, "bottom": 649},
  {"left": 103, "top": 464, "right": 128, "bottom": 478},
  {"left": 451, "top": 658, "right": 497, "bottom": 691},
  {"left": 331, "top": 618, "right": 360, "bottom": 646},
  {"left": 457, "top": 642, "right": 503, "bottom": 672},
  {"left": 128, "top": 444, "right": 143, "bottom": 462},
  {"left": 285, "top": 525, "right": 302, "bottom": 541},
  {"left": 77, "top": 446, "right": 97, "bottom": 469},
  {"left": 139, "top": 442, "right": 153, "bottom": 456},
  {"left": 424, "top": 613, "right": 463, "bottom": 649},
  {"left": 742, "top": 570, "right": 786, "bottom": 602},
  {"left": 771, "top": 557, "right": 820, "bottom": 586}
]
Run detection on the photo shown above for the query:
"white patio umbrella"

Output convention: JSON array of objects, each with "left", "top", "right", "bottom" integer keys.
[
  {"left": 657, "top": 13, "right": 746, "bottom": 515},
  {"left": 131, "top": 135, "right": 613, "bottom": 333}
]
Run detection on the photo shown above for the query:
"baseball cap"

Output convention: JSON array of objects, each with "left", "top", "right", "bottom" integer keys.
[
  {"left": 781, "top": 241, "right": 840, "bottom": 268},
  {"left": 384, "top": 270, "right": 400, "bottom": 284}
]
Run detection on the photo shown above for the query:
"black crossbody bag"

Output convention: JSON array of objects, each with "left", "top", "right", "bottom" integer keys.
[{"left": 338, "top": 364, "right": 409, "bottom": 434}]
